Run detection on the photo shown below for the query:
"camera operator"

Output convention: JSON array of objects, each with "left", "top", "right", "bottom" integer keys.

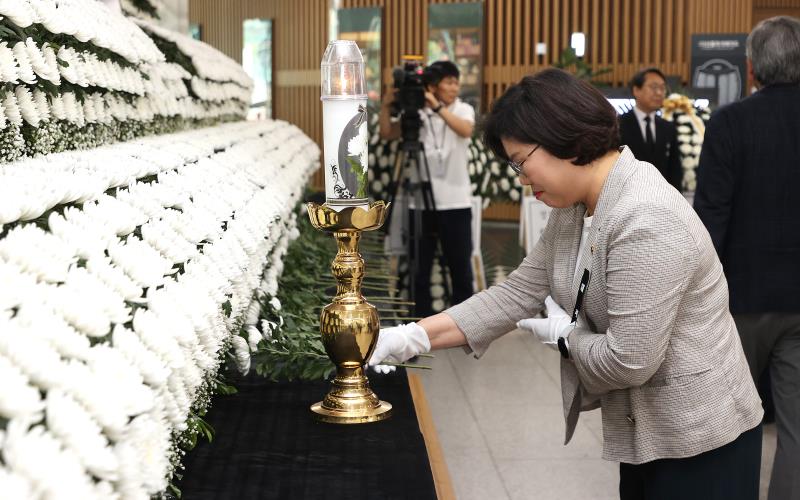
[{"left": 379, "top": 60, "right": 475, "bottom": 317}]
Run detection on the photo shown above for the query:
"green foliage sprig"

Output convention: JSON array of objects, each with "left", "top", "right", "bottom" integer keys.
[
  {"left": 251, "top": 214, "right": 337, "bottom": 381},
  {"left": 553, "top": 47, "right": 612, "bottom": 84}
]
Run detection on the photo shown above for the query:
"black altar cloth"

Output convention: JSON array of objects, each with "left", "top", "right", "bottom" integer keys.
[{"left": 177, "top": 369, "right": 437, "bottom": 500}]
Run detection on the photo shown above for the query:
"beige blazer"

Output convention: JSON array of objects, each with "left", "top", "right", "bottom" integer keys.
[{"left": 447, "top": 147, "right": 762, "bottom": 464}]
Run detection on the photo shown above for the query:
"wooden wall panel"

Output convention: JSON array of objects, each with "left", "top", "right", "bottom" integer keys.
[
  {"left": 339, "top": 0, "right": 755, "bottom": 108},
  {"left": 189, "top": 0, "right": 329, "bottom": 189},
  {"left": 753, "top": 0, "right": 800, "bottom": 23}
]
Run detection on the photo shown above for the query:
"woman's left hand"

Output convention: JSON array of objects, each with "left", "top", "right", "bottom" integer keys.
[{"left": 517, "top": 296, "right": 573, "bottom": 350}]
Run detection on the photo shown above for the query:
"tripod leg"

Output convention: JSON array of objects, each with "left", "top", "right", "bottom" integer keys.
[{"left": 383, "top": 145, "right": 405, "bottom": 233}]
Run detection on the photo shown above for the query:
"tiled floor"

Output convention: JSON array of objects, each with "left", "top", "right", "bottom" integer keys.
[{"left": 415, "top": 221, "right": 777, "bottom": 500}]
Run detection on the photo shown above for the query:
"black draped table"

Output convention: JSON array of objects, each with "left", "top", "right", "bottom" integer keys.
[{"left": 177, "top": 368, "right": 438, "bottom": 499}]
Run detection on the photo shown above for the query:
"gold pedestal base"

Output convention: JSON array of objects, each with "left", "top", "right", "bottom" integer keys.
[
  {"left": 310, "top": 365, "right": 393, "bottom": 423},
  {"left": 311, "top": 401, "right": 393, "bottom": 424}
]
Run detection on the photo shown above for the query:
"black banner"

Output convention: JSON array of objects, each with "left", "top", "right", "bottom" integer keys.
[{"left": 690, "top": 34, "right": 748, "bottom": 108}]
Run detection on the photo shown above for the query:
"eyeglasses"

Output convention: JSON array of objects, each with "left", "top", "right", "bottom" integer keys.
[
  {"left": 645, "top": 83, "right": 667, "bottom": 93},
  {"left": 507, "top": 144, "right": 540, "bottom": 175}
]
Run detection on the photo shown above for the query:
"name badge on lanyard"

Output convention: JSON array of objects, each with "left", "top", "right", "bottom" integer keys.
[{"left": 427, "top": 115, "right": 447, "bottom": 178}]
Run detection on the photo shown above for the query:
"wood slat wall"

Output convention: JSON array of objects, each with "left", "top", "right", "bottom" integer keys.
[
  {"left": 752, "top": 0, "right": 800, "bottom": 23},
  {"left": 342, "top": 0, "right": 754, "bottom": 107},
  {"left": 189, "top": 0, "right": 330, "bottom": 189}
]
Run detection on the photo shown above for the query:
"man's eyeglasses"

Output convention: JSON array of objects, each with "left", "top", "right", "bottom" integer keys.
[
  {"left": 645, "top": 83, "right": 667, "bottom": 93},
  {"left": 507, "top": 144, "right": 540, "bottom": 175}
]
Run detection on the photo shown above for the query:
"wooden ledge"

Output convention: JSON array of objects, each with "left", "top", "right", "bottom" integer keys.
[{"left": 408, "top": 373, "right": 456, "bottom": 500}]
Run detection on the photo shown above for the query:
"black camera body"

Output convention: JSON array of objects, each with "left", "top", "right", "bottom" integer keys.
[{"left": 391, "top": 57, "right": 427, "bottom": 144}]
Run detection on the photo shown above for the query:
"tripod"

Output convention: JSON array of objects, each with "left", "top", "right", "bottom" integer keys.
[{"left": 385, "top": 138, "right": 452, "bottom": 313}]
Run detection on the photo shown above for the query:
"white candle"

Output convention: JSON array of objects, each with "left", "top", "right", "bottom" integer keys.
[{"left": 321, "top": 40, "right": 369, "bottom": 210}]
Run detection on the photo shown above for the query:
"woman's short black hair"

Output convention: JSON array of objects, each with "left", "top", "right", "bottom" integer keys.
[{"left": 482, "top": 68, "right": 620, "bottom": 166}]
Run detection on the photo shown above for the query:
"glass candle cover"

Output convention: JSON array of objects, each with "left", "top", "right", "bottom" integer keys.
[{"left": 321, "top": 40, "right": 369, "bottom": 210}]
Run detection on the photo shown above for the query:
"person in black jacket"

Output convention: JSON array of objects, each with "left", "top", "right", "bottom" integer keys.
[
  {"left": 618, "top": 68, "right": 683, "bottom": 190},
  {"left": 694, "top": 16, "right": 800, "bottom": 500}
]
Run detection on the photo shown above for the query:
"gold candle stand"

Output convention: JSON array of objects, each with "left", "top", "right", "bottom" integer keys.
[{"left": 306, "top": 200, "right": 392, "bottom": 424}]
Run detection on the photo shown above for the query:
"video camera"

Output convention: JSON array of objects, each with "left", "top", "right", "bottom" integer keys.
[{"left": 390, "top": 55, "right": 427, "bottom": 143}]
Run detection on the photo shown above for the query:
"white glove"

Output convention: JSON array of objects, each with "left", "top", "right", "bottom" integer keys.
[
  {"left": 368, "top": 322, "right": 431, "bottom": 372},
  {"left": 517, "top": 296, "right": 573, "bottom": 351}
]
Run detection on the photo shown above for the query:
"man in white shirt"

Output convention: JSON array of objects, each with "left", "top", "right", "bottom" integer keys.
[
  {"left": 618, "top": 68, "right": 682, "bottom": 190},
  {"left": 379, "top": 61, "right": 475, "bottom": 316}
]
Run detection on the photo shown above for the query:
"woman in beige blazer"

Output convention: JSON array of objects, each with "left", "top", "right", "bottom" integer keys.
[{"left": 369, "top": 68, "right": 763, "bottom": 500}]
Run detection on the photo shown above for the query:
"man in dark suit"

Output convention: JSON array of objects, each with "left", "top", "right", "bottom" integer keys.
[
  {"left": 694, "top": 16, "right": 800, "bottom": 500},
  {"left": 619, "top": 68, "right": 683, "bottom": 190}
]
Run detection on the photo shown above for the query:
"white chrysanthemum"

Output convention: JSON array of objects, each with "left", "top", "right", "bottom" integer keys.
[
  {"left": 14, "top": 303, "right": 92, "bottom": 360},
  {"left": 86, "top": 255, "right": 144, "bottom": 301},
  {"left": 23, "top": 38, "right": 49, "bottom": 83},
  {"left": 0, "top": 225, "right": 75, "bottom": 283},
  {"left": 83, "top": 95, "right": 97, "bottom": 123},
  {"left": 133, "top": 309, "right": 186, "bottom": 370},
  {"left": 49, "top": 210, "right": 109, "bottom": 261},
  {"left": 45, "top": 389, "right": 119, "bottom": 480},
  {"left": 11, "top": 41, "right": 36, "bottom": 84},
  {"left": 112, "top": 324, "right": 170, "bottom": 388},
  {"left": 246, "top": 325, "right": 261, "bottom": 351},
  {"left": 108, "top": 236, "right": 173, "bottom": 288},
  {"left": 58, "top": 46, "right": 80, "bottom": 84},
  {"left": 0, "top": 42, "right": 18, "bottom": 83},
  {"left": 231, "top": 334, "right": 251, "bottom": 374},
  {"left": 0, "top": 467, "right": 34, "bottom": 499},
  {"left": 32, "top": 87, "right": 50, "bottom": 121},
  {"left": 679, "top": 143, "right": 693, "bottom": 155},
  {"left": 61, "top": 91, "right": 82, "bottom": 125},
  {"left": 0, "top": 259, "right": 37, "bottom": 310},
  {"left": 269, "top": 296, "right": 282, "bottom": 311},
  {"left": 86, "top": 344, "right": 155, "bottom": 416},
  {"left": 0, "top": 0, "right": 37, "bottom": 27},
  {"left": 0, "top": 353, "right": 44, "bottom": 421},
  {"left": 3, "top": 91, "right": 23, "bottom": 127},
  {"left": 49, "top": 93, "right": 67, "bottom": 120},
  {"left": 41, "top": 44, "right": 61, "bottom": 85},
  {"left": 46, "top": 283, "right": 111, "bottom": 338},
  {"left": 66, "top": 266, "right": 131, "bottom": 323},
  {"left": 14, "top": 86, "right": 40, "bottom": 126},
  {"left": 115, "top": 412, "right": 171, "bottom": 495},
  {"left": 260, "top": 319, "right": 277, "bottom": 341},
  {"left": 1, "top": 420, "right": 100, "bottom": 499}
]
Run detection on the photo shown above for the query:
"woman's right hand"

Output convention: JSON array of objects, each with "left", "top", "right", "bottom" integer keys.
[{"left": 368, "top": 322, "right": 431, "bottom": 371}]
